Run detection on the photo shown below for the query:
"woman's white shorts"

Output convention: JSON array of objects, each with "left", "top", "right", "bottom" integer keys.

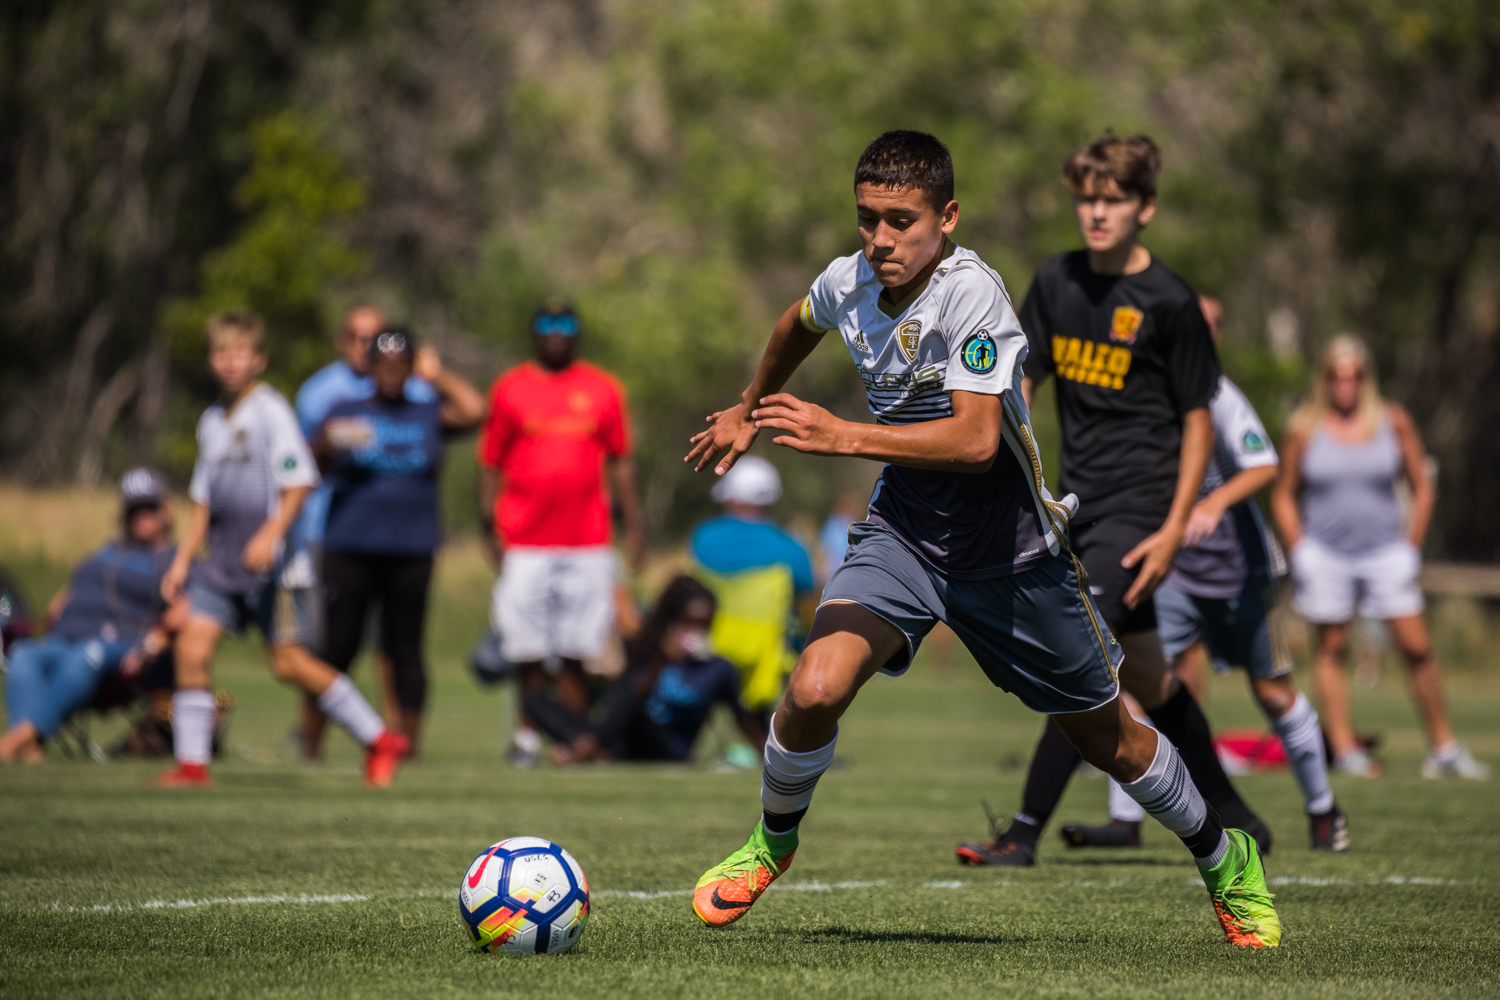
[{"left": 1289, "top": 537, "right": 1424, "bottom": 624}]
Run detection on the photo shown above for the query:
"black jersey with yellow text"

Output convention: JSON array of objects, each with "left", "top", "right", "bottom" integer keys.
[{"left": 1019, "top": 251, "right": 1220, "bottom": 521}]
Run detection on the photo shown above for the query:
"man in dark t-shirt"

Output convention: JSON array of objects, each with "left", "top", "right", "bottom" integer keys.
[{"left": 956, "top": 132, "right": 1271, "bottom": 869}]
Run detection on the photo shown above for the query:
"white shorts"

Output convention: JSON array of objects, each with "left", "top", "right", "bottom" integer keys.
[
  {"left": 1289, "top": 537, "right": 1425, "bottom": 624},
  {"left": 491, "top": 546, "right": 617, "bottom": 663}
]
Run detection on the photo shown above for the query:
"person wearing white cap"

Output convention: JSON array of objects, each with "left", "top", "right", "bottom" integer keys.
[
  {"left": 0, "top": 469, "right": 184, "bottom": 763},
  {"left": 690, "top": 456, "right": 814, "bottom": 716}
]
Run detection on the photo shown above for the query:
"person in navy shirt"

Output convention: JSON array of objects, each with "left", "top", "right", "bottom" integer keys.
[
  {"left": 293, "top": 306, "right": 439, "bottom": 758},
  {"left": 523, "top": 575, "right": 766, "bottom": 763},
  {"left": 0, "top": 469, "right": 185, "bottom": 763},
  {"left": 313, "top": 327, "right": 485, "bottom": 753}
]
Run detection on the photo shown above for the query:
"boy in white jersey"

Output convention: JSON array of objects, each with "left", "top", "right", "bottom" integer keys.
[
  {"left": 157, "top": 312, "right": 409, "bottom": 788},
  {"left": 684, "top": 131, "right": 1281, "bottom": 948}
]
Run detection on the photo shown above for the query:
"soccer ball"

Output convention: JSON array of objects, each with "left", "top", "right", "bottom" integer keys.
[{"left": 458, "top": 837, "right": 590, "bottom": 955}]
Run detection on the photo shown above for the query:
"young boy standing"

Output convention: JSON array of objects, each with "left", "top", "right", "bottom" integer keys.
[
  {"left": 158, "top": 312, "right": 409, "bottom": 788},
  {"left": 685, "top": 131, "right": 1280, "bottom": 948},
  {"left": 956, "top": 133, "right": 1270, "bottom": 868}
]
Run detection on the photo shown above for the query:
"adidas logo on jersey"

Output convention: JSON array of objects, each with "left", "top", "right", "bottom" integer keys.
[{"left": 851, "top": 330, "right": 871, "bottom": 354}]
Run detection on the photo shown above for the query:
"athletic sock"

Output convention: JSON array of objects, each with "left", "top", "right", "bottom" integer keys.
[
  {"left": 1147, "top": 684, "right": 1246, "bottom": 816},
  {"left": 1006, "top": 814, "right": 1042, "bottom": 847},
  {"left": 1270, "top": 693, "right": 1334, "bottom": 814},
  {"left": 172, "top": 689, "right": 216, "bottom": 766},
  {"left": 760, "top": 716, "right": 835, "bottom": 837},
  {"left": 1119, "top": 731, "right": 1226, "bottom": 866},
  {"left": 1108, "top": 777, "right": 1147, "bottom": 823},
  {"left": 1017, "top": 717, "right": 1083, "bottom": 831},
  {"left": 316, "top": 675, "right": 385, "bottom": 747}
]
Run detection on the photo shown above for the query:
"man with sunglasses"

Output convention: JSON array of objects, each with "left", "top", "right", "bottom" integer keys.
[{"left": 477, "top": 301, "right": 646, "bottom": 766}]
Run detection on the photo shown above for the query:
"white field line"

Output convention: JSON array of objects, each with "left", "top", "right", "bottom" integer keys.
[{"left": 13, "top": 874, "right": 1466, "bottom": 916}]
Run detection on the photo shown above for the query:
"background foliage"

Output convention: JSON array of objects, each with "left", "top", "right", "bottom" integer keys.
[{"left": 2, "top": 0, "right": 1497, "bottom": 552}]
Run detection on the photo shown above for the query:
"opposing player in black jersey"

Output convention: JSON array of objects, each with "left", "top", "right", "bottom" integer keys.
[
  {"left": 955, "top": 132, "right": 1272, "bottom": 868},
  {"left": 687, "top": 130, "right": 1279, "bottom": 948}
]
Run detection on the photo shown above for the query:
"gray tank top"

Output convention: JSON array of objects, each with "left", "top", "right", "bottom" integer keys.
[{"left": 1300, "top": 419, "right": 1404, "bottom": 554}]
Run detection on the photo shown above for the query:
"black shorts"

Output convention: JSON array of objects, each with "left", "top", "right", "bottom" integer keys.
[
  {"left": 1070, "top": 510, "right": 1164, "bottom": 636},
  {"left": 820, "top": 522, "right": 1122, "bottom": 715}
]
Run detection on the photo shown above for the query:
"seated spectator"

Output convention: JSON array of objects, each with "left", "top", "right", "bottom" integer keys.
[
  {"left": 689, "top": 456, "right": 814, "bottom": 715},
  {"left": 0, "top": 469, "right": 184, "bottom": 763},
  {"left": 524, "top": 576, "right": 765, "bottom": 764}
]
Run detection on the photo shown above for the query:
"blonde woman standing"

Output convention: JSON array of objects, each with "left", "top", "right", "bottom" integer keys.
[{"left": 1272, "top": 335, "right": 1486, "bottom": 780}]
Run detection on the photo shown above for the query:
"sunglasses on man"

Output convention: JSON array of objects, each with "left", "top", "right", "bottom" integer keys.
[{"left": 533, "top": 313, "right": 580, "bottom": 337}]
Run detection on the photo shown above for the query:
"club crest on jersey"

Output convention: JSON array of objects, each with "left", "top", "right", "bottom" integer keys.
[
  {"left": 897, "top": 320, "right": 922, "bottom": 362},
  {"left": 850, "top": 329, "right": 871, "bottom": 354},
  {"left": 1110, "top": 306, "right": 1144, "bottom": 344},
  {"left": 961, "top": 330, "right": 997, "bottom": 374}
]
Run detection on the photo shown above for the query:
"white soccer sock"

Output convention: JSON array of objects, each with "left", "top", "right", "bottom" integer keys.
[
  {"left": 1271, "top": 693, "right": 1334, "bottom": 814},
  {"left": 172, "top": 689, "right": 216, "bottom": 766},
  {"left": 1120, "top": 733, "right": 1227, "bottom": 865},
  {"left": 761, "top": 716, "right": 836, "bottom": 817},
  {"left": 1108, "top": 778, "right": 1147, "bottom": 823},
  {"left": 316, "top": 675, "right": 386, "bottom": 747}
]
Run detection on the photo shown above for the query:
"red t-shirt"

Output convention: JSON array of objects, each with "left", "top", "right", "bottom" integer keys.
[{"left": 477, "top": 361, "right": 631, "bottom": 548}]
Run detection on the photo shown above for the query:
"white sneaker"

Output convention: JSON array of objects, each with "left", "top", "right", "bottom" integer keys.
[
  {"left": 1421, "top": 743, "right": 1490, "bottom": 780},
  {"left": 1332, "top": 747, "right": 1381, "bottom": 778}
]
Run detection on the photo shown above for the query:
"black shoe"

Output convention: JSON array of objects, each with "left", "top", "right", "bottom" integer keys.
[
  {"left": 955, "top": 804, "right": 1038, "bottom": 867},
  {"left": 1309, "top": 804, "right": 1350, "bottom": 852},
  {"left": 1060, "top": 819, "right": 1141, "bottom": 848},
  {"left": 1216, "top": 800, "right": 1274, "bottom": 857}
]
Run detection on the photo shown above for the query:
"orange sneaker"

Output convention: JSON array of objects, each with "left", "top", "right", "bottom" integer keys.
[
  {"left": 692, "top": 820, "right": 796, "bottom": 927},
  {"left": 158, "top": 763, "right": 212, "bottom": 787},
  {"left": 364, "top": 731, "right": 411, "bottom": 788}
]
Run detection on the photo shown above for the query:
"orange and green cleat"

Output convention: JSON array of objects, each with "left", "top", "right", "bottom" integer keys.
[
  {"left": 1200, "top": 827, "right": 1282, "bottom": 948},
  {"left": 692, "top": 820, "right": 796, "bottom": 927}
]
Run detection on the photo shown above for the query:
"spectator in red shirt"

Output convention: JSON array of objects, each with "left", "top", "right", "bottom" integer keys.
[{"left": 477, "top": 301, "right": 645, "bottom": 766}]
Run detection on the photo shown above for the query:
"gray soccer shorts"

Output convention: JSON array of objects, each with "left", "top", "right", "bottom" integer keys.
[
  {"left": 1154, "top": 582, "right": 1292, "bottom": 680},
  {"left": 187, "top": 579, "right": 311, "bottom": 647},
  {"left": 819, "top": 522, "right": 1123, "bottom": 715}
]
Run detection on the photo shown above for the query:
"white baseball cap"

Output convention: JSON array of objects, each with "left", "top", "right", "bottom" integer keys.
[{"left": 711, "top": 455, "right": 782, "bottom": 507}]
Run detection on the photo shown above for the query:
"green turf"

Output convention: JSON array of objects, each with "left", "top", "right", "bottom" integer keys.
[{"left": 3, "top": 610, "right": 1499, "bottom": 999}]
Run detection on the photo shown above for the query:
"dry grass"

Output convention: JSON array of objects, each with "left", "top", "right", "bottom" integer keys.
[{"left": 0, "top": 484, "right": 127, "bottom": 565}]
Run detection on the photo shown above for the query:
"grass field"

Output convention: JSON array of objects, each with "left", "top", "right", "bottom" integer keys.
[{"left": 3, "top": 534, "right": 1499, "bottom": 1000}]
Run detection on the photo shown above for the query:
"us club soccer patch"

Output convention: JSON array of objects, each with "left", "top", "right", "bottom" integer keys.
[
  {"left": 1242, "top": 430, "right": 1267, "bottom": 452},
  {"left": 1110, "top": 306, "right": 1144, "bottom": 344},
  {"left": 961, "top": 330, "right": 997, "bottom": 374},
  {"left": 897, "top": 320, "right": 922, "bottom": 362}
]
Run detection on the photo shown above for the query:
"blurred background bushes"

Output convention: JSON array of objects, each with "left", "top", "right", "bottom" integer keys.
[{"left": 1, "top": 0, "right": 1497, "bottom": 553}]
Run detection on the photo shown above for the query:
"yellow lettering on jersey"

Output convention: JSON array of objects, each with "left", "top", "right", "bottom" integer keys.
[{"left": 1049, "top": 336, "right": 1132, "bottom": 391}]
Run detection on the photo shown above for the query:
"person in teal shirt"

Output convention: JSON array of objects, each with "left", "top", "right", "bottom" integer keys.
[{"left": 690, "top": 456, "right": 813, "bottom": 591}]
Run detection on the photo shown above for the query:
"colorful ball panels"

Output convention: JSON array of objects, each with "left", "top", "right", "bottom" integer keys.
[{"left": 458, "top": 837, "right": 590, "bottom": 955}]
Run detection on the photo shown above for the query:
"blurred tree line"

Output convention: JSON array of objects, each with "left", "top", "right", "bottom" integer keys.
[{"left": 1, "top": 0, "right": 1497, "bottom": 557}]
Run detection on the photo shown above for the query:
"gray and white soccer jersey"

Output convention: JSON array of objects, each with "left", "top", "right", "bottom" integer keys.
[
  {"left": 1166, "top": 376, "right": 1283, "bottom": 598},
  {"left": 800, "top": 244, "right": 1067, "bottom": 579},
  {"left": 188, "top": 383, "right": 319, "bottom": 595}
]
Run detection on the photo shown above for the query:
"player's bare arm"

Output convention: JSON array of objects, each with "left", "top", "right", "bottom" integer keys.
[
  {"left": 242, "top": 485, "right": 311, "bottom": 574},
  {"left": 752, "top": 389, "right": 1001, "bottom": 472},
  {"left": 1121, "top": 405, "right": 1212, "bottom": 608},
  {"left": 1183, "top": 463, "right": 1279, "bottom": 546},
  {"left": 686, "top": 298, "right": 823, "bottom": 475},
  {"left": 606, "top": 455, "right": 647, "bottom": 571},
  {"left": 1270, "top": 423, "right": 1310, "bottom": 548},
  {"left": 162, "top": 502, "right": 210, "bottom": 602}
]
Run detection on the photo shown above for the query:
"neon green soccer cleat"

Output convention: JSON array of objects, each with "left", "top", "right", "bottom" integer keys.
[
  {"left": 1200, "top": 827, "right": 1282, "bottom": 948},
  {"left": 692, "top": 820, "right": 796, "bottom": 927}
]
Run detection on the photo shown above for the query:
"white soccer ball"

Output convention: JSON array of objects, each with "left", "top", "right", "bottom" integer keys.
[{"left": 458, "top": 837, "right": 590, "bottom": 955}]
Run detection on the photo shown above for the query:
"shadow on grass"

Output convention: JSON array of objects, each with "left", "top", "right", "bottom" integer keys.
[
  {"left": 1047, "top": 856, "right": 1185, "bottom": 867},
  {"left": 794, "top": 925, "right": 1034, "bottom": 945}
]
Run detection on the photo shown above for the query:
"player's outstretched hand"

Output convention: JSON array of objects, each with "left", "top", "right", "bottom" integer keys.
[
  {"left": 752, "top": 393, "right": 847, "bottom": 457},
  {"left": 241, "top": 523, "right": 281, "bottom": 574},
  {"left": 686, "top": 402, "right": 759, "bottom": 475},
  {"left": 1120, "top": 524, "right": 1186, "bottom": 609},
  {"left": 1183, "top": 499, "right": 1226, "bottom": 548}
]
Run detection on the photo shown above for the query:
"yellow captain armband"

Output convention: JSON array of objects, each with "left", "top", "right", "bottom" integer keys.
[{"left": 798, "top": 296, "right": 829, "bottom": 334}]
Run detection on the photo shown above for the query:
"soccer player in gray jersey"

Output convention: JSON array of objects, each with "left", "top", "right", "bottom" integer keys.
[{"left": 684, "top": 131, "right": 1281, "bottom": 948}]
